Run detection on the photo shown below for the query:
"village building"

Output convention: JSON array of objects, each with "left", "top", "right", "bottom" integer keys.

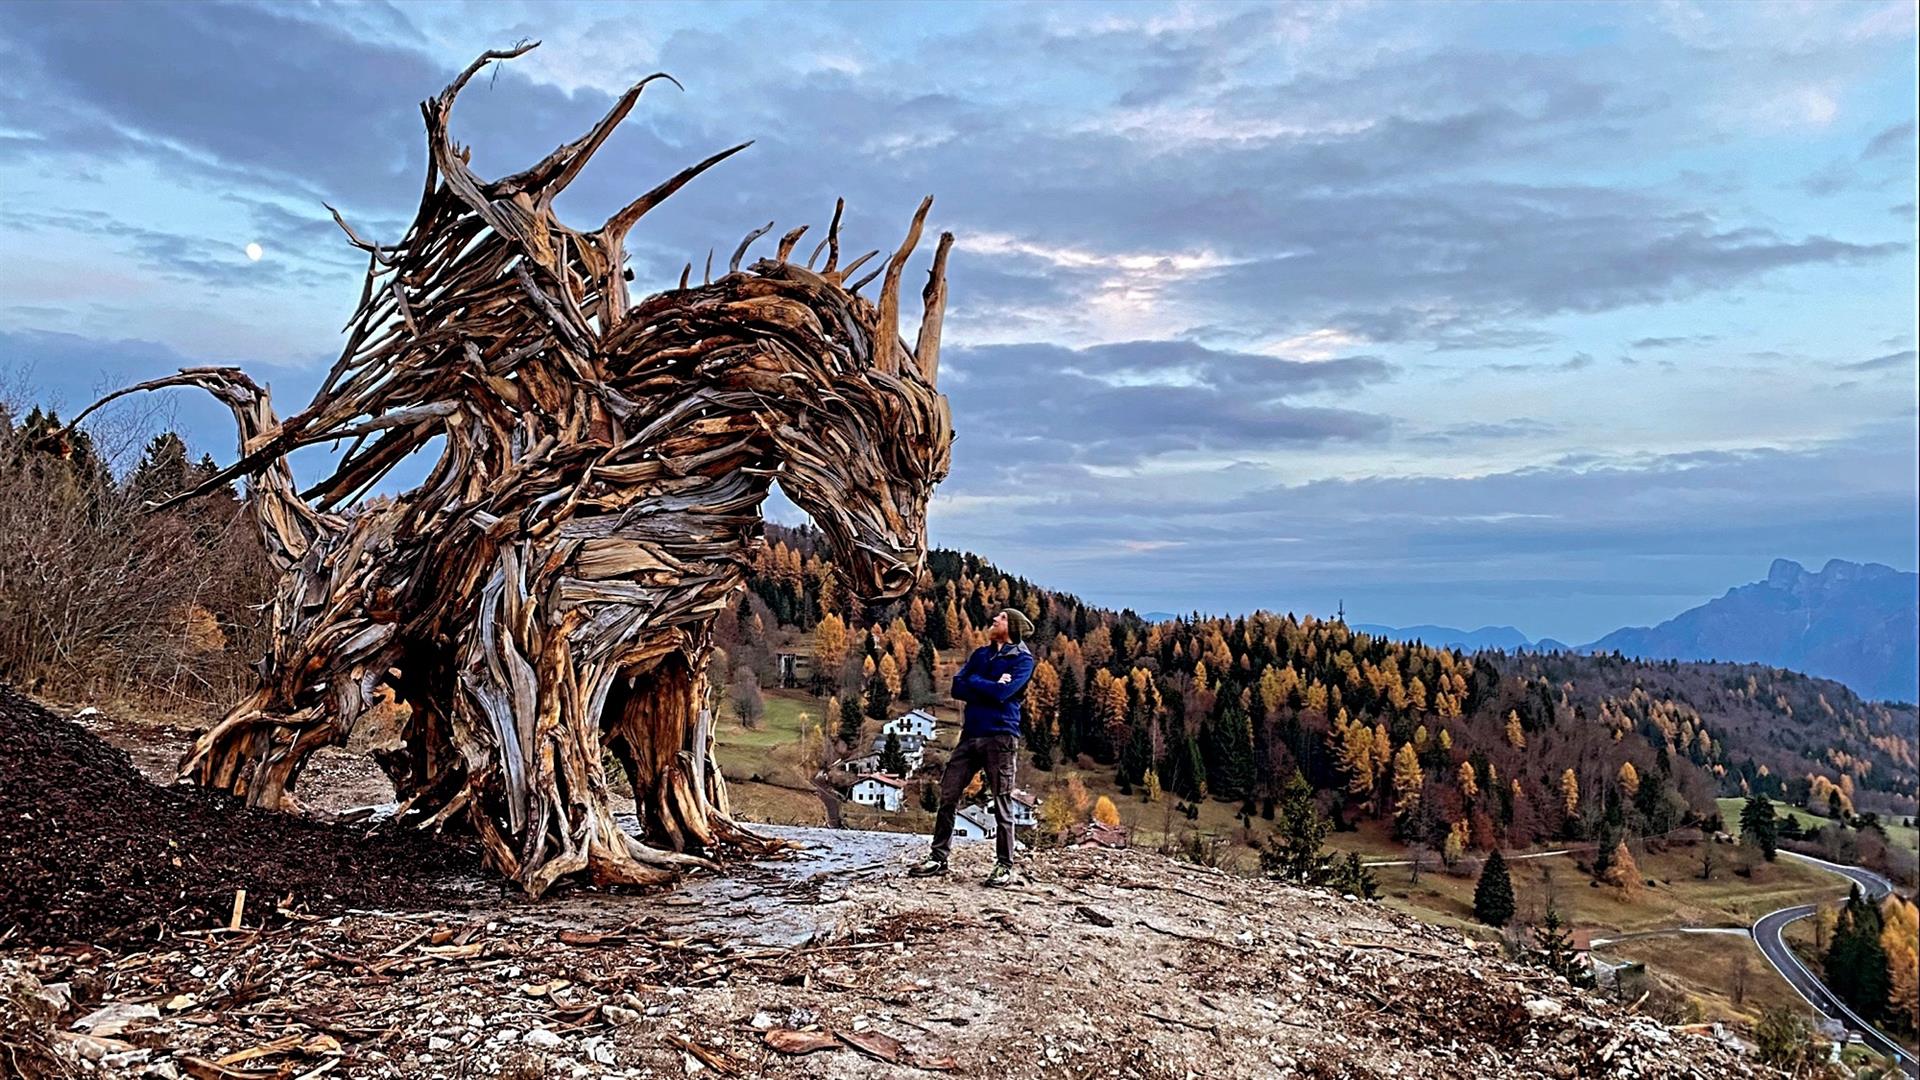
[
  {"left": 1008, "top": 789, "right": 1040, "bottom": 828},
  {"left": 773, "top": 652, "right": 814, "bottom": 688},
  {"left": 849, "top": 773, "right": 904, "bottom": 812},
  {"left": 1067, "top": 821, "right": 1130, "bottom": 848},
  {"left": 951, "top": 804, "right": 998, "bottom": 841},
  {"left": 883, "top": 708, "right": 937, "bottom": 741}
]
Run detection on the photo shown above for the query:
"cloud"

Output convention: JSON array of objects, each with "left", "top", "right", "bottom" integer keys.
[
  {"left": 930, "top": 427, "right": 1918, "bottom": 640},
  {"left": 1487, "top": 353, "right": 1595, "bottom": 374},
  {"left": 1629, "top": 335, "right": 1716, "bottom": 349},
  {"left": 1862, "top": 120, "right": 1917, "bottom": 160},
  {"left": 940, "top": 338, "right": 1393, "bottom": 483},
  {"left": 1408, "top": 418, "right": 1563, "bottom": 444},
  {"left": 1839, "top": 349, "right": 1918, "bottom": 373}
]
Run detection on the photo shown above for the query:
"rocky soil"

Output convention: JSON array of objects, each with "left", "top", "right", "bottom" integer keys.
[{"left": 1, "top": 691, "right": 1767, "bottom": 1078}]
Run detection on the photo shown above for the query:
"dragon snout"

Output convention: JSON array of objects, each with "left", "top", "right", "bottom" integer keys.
[{"left": 847, "top": 547, "right": 917, "bottom": 603}]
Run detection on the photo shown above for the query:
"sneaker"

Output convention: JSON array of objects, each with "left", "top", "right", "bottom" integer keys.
[
  {"left": 984, "top": 863, "right": 1019, "bottom": 888},
  {"left": 907, "top": 857, "right": 949, "bottom": 878}
]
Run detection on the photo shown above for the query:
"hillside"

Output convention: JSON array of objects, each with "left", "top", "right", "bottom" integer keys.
[{"left": 748, "top": 525, "right": 1919, "bottom": 843}]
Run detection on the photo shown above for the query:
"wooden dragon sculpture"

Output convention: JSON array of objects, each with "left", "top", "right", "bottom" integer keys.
[{"left": 67, "top": 44, "right": 954, "bottom": 894}]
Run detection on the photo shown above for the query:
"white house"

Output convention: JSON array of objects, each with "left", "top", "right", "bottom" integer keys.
[
  {"left": 841, "top": 753, "right": 881, "bottom": 775},
  {"left": 952, "top": 804, "right": 997, "bottom": 841},
  {"left": 1008, "top": 789, "right": 1040, "bottom": 828},
  {"left": 884, "top": 709, "right": 937, "bottom": 741},
  {"left": 850, "top": 773, "right": 904, "bottom": 812}
]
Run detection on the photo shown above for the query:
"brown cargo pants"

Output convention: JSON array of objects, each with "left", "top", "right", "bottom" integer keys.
[{"left": 929, "top": 733, "right": 1018, "bottom": 866}]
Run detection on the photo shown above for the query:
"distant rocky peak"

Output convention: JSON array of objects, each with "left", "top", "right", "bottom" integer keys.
[{"left": 1765, "top": 558, "right": 1805, "bottom": 589}]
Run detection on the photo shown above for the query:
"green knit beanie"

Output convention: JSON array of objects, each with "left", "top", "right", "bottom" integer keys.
[{"left": 1000, "top": 608, "right": 1034, "bottom": 643}]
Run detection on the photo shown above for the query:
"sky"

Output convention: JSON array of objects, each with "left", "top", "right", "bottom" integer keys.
[{"left": 0, "top": 0, "right": 1914, "bottom": 643}]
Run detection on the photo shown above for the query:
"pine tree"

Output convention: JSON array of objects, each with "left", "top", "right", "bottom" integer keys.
[
  {"left": 879, "top": 731, "right": 909, "bottom": 776},
  {"left": 1457, "top": 759, "right": 1479, "bottom": 802},
  {"left": 813, "top": 614, "right": 848, "bottom": 694},
  {"left": 1207, "top": 704, "right": 1254, "bottom": 801},
  {"left": 1533, "top": 902, "right": 1590, "bottom": 986},
  {"left": 1260, "top": 773, "right": 1335, "bottom": 886},
  {"left": 1826, "top": 885, "right": 1890, "bottom": 1021},
  {"left": 1739, "top": 793, "right": 1778, "bottom": 860},
  {"left": 1057, "top": 664, "right": 1082, "bottom": 763},
  {"left": 128, "top": 431, "right": 191, "bottom": 504},
  {"left": 1328, "top": 852, "right": 1379, "bottom": 900},
  {"left": 864, "top": 673, "right": 891, "bottom": 723},
  {"left": 1473, "top": 849, "right": 1516, "bottom": 927},
  {"left": 837, "top": 695, "right": 864, "bottom": 751},
  {"left": 1882, "top": 896, "right": 1918, "bottom": 1032}
]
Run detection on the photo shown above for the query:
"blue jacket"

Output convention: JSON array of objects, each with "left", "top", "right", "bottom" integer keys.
[{"left": 951, "top": 641, "right": 1035, "bottom": 740}]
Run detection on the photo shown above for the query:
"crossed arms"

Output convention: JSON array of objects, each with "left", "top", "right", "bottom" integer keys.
[{"left": 951, "top": 648, "right": 1035, "bottom": 704}]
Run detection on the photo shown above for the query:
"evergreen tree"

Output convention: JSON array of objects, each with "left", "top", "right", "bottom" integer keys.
[
  {"left": 1029, "top": 708, "right": 1054, "bottom": 771},
  {"left": 879, "top": 731, "right": 909, "bottom": 776},
  {"left": 1328, "top": 852, "right": 1379, "bottom": 900},
  {"left": 864, "top": 672, "right": 892, "bottom": 723},
  {"left": 920, "top": 780, "right": 939, "bottom": 812},
  {"left": 1532, "top": 902, "right": 1592, "bottom": 987},
  {"left": 1260, "top": 773, "right": 1334, "bottom": 886},
  {"left": 1119, "top": 712, "right": 1152, "bottom": 789},
  {"left": 128, "top": 431, "right": 191, "bottom": 504},
  {"left": 1207, "top": 704, "right": 1255, "bottom": 802},
  {"left": 837, "top": 695, "right": 865, "bottom": 751},
  {"left": 1825, "top": 885, "right": 1890, "bottom": 1021},
  {"left": 1473, "top": 849, "right": 1516, "bottom": 927},
  {"left": 1740, "top": 793, "right": 1779, "bottom": 860},
  {"left": 1057, "top": 665, "right": 1081, "bottom": 762}
]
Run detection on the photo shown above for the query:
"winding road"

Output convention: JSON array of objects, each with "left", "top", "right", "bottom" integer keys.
[
  {"left": 1756, "top": 851, "right": 1914, "bottom": 1076},
  {"left": 1450, "top": 841, "right": 1915, "bottom": 1072}
]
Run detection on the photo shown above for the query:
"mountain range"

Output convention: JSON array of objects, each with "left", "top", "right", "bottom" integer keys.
[{"left": 1355, "top": 559, "right": 1919, "bottom": 703}]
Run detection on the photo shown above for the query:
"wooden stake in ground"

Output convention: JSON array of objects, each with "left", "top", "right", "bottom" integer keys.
[{"left": 60, "top": 44, "right": 954, "bottom": 895}]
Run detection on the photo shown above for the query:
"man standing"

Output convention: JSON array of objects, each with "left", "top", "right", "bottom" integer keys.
[{"left": 910, "top": 608, "right": 1035, "bottom": 885}]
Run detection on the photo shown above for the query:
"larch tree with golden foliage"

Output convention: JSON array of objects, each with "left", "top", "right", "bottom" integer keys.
[
  {"left": 1505, "top": 710, "right": 1526, "bottom": 750},
  {"left": 1560, "top": 768, "right": 1580, "bottom": 818},
  {"left": 1599, "top": 841, "right": 1641, "bottom": 897},
  {"left": 813, "top": 613, "right": 848, "bottom": 687},
  {"left": 1332, "top": 711, "right": 1376, "bottom": 806},
  {"left": 1457, "top": 760, "right": 1480, "bottom": 801},
  {"left": 1391, "top": 743, "right": 1424, "bottom": 820},
  {"left": 1093, "top": 794, "right": 1121, "bottom": 827},
  {"left": 1882, "top": 895, "right": 1919, "bottom": 1032},
  {"left": 1617, "top": 761, "right": 1640, "bottom": 798}
]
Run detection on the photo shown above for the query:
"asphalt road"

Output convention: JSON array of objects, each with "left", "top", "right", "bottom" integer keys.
[{"left": 1754, "top": 851, "right": 1914, "bottom": 1077}]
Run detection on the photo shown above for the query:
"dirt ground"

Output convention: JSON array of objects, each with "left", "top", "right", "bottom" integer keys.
[
  {"left": 2, "top": 692, "right": 1766, "bottom": 1079},
  {"left": 0, "top": 688, "right": 488, "bottom": 948}
]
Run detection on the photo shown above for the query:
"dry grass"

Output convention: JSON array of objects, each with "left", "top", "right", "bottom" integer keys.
[
  {"left": 1369, "top": 840, "right": 1847, "bottom": 938},
  {"left": 1600, "top": 933, "right": 1802, "bottom": 1026}
]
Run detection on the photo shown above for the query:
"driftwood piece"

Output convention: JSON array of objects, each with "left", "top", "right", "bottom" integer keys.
[{"left": 64, "top": 45, "right": 953, "bottom": 895}]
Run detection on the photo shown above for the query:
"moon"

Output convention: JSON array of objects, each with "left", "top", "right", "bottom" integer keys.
[{"left": 245, "top": 242, "right": 264, "bottom": 262}]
